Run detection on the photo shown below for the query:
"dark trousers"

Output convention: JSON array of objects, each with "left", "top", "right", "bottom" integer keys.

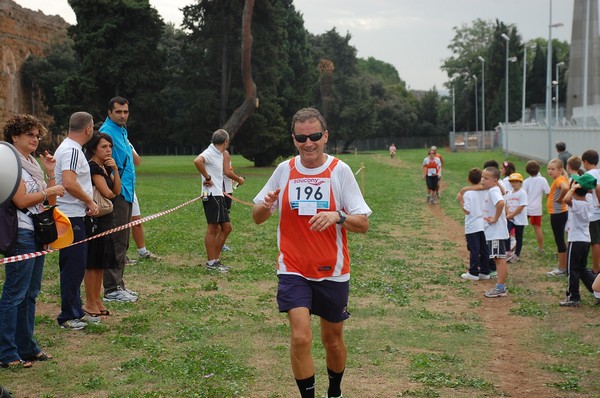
[
  {"left": 551, "top": 212, "right": 568, "bottom": 253},
  {"left": 57, "top": 217, "right": 87, "bottom": 325},
  {"left": 466, "top": 231, "right": 489, "bottom": 275},
  {"left": 566, "top": 241, "right": 596, "bottom": 301},
  {"left": 505, "top": 222, "right": 525, "bottom": 255},
  {"left": 103, "top": 194, "right": 132, "bottom": 294}
]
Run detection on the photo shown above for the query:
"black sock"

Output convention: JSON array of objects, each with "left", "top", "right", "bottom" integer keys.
[
  {"left": 327, "top": 368, "right": 344, "bottom": 397},
  {"left": 296, "top": 375, "right": 315, "bottom": 398}
]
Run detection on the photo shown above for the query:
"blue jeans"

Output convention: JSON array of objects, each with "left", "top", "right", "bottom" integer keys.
[{"left": 0, "top": 228, "right": 44, "bottom": 364}]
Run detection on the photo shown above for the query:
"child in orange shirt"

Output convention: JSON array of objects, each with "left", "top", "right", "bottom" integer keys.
[{"left": 546, "top": 158, "right": 570, "bottom": 276}]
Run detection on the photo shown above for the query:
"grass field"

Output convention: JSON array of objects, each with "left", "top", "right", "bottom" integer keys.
[{"left": 1, "top": 149, "right": 599, "bottom": 397}]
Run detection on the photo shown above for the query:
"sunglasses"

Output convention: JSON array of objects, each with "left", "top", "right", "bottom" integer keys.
[{"left": 293, "top": 131, "right": 324, "bottom": 143}]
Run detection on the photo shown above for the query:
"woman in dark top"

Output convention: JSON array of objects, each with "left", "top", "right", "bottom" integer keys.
[{"left": 83, "top": 132, "right": 121, "bottom": 317}]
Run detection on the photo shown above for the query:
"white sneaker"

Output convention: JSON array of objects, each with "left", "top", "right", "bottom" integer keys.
[
  {"left": 478, "top": 273, "right": 491, "bottom": 280},
  {"left": 505, "top": 251, "right": 514, "bottom": 262},
  {"left": 60, "top": 319, "right": 87, "bottom": 330},
  {"left": 461, "top": 272, "right": 479, "bottom": 281},
  {"left": 125, "top": 257, "right": 138, "bottom": 265},
  {"left": 103, "top": 286, "right": 138, "bottom": 302},
  {"left": 124, "top": 287, "right": 139, "bottom": 297},
  {"left": 547, "top": 268, "right": 567, "bottom": 276},
  {"left": 139, "top": 250, "right": 161, "bottom": 260},
  {"left": 81, "top": 314, "right": 101, "bottom": 324}
]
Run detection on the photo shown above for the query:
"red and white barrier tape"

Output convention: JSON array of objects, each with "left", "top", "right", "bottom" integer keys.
[
  {"left": 224, "top": 191, "right": 255, "bottom": 207},
  {"left": 0, "top": 195, "right": 204, "bottom": 265}
]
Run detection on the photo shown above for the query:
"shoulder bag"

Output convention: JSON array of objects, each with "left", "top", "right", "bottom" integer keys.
[
  {"left": 30, "top": 206, "right": 58, "bottom": 245},
  {"left": 93, "top": 186, "right": 113, "bottom": 217}
]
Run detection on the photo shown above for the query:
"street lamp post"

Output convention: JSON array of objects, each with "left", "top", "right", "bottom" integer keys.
[
  {"left": 452, "top": 86, "right": 456, "bottom": 135},
  {"left": 522, "top": 46, "right": 527, "bottom": 124},
  {"left": 501, "top": 33, "right": 510, "bottom": 156},
  {"left": 546, "top": 0, "right": 563, "bottom": 160},
  {"left": 554, "top": 61, "right": 565, "bottom": 125},
  {"left": 473, "top": 75, "right": 478, "bottom": 134},
  {"left": 478, "top": 56, "right": 485, "bottom": 133}
]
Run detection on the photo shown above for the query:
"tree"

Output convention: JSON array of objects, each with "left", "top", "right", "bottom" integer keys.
[
  {"left": 441, "top": 19, "right": 495, "bottom": 132},
  {"left": 222, "top": 0, "right": 258, "bottom": 139},
  {"left": 67, "top": 0, "right": 166, "bottom": 147},
  {"left": 22, "top": 39, "right": 79, "bottom": 135},
  {"left": 309, "top": 29, "right": 376, "bottom": 150},
  {"left": 358, "top": 57, "right": 418, "bottom": 138}
]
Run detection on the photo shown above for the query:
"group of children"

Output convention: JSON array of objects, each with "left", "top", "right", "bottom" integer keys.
[{"left": 458, "top": 154, "right": 600, "bottom": 305}]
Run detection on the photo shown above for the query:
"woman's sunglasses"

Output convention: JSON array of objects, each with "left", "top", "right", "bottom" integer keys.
[{"left": 293, "top": 131, "right": 324, "bottom": 143}]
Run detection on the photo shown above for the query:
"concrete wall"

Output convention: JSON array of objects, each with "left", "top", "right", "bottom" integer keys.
[{"left": 501, "top": 124, "right": 600, "bottom": 162}]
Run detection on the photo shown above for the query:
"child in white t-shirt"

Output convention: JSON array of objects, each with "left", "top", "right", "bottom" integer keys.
[
  {"left": 505, "top": 173, "right": 528, "bottom": 263},
  {"left": 523, "top": 160, "right": 550, "bottom": 253},
  {"left": 560, "top": 174, "right": 598, "bottom": 306},
  {"left": 461, "top": 168, "right": 490, "bottom": 281},
  {"left": 481, "top": 167, "right": 510, "bottom": 298}
]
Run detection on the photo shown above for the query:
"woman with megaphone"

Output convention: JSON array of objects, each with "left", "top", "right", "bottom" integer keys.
[{"left": 0, "top": 115, "right": 65, "bottom": 369}]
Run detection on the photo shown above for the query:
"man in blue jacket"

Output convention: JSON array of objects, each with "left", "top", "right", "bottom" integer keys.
[{"left": 100, "top": 96, "right": 138, "bottom": 303}]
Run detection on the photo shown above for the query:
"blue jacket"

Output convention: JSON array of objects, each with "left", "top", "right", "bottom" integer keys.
[{"left": 100, "top": 118, "right": 136, "bottom": 202}]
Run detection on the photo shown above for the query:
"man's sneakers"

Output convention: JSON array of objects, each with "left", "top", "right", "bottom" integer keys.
[
  {"left": 60, "top": 312, "right": 103, "bottom": 330},
  {"left": 81, "top": 314, "right": 101, "bottom": 324},
  {"left": 484, "top": 286, "right": 508, "bottom": 298},
  {"left": 547, "top": 268, "right": 568, "bottom": 276},
  {"left": 125, "top": 256, "right": 138, "bottom": 265},
  {"left": 103, "top": 286, "right": 138, "bottom": 303},
  {"left": 60, "top": 319, "right": 87, "bottom": 330},
  {"left": 139, "top": 249, "right": 161, "bottom": 261},
  {"left": 559, "top": 299, "right": 581, "bottom": 307},
  {"left": 206, "top": 260, "right": 229, "bottom": 273}
]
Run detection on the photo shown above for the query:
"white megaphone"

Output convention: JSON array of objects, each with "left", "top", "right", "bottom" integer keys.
[{"left": 0, "top": 142, "right": 22, "bottom": 206}]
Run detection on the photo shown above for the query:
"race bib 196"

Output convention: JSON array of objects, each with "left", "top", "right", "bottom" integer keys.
[{"left": 289, "top": 178, "right": 331, "bottom": 216}]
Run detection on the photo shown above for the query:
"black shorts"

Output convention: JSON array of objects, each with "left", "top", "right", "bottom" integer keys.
[
  {"left": 224, "top": 193, "right": 233, "bottom": 213},
  {"left": 202, "top": 195, "right": 230, "bottom": 224},
  {"left": 590, "top": 220, "right": 600, "bottom": 244},
  {"left": 277, "top": 274, "right": 350, "bottom": 323},
  {"left": 487, "top": 239, "right": 507, "bottom": 259},
  {"left": 426, "top": 175, "right": 439, "bottom": 190}
]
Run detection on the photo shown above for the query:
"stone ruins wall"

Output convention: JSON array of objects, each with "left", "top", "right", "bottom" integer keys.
[{"left": 0, "top": 0, "right": 69, "bottom": 130}]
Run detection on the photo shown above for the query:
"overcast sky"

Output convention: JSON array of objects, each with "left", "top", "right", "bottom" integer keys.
[{"left": 14, "top": 0, "right": 576, "bottom": 91}]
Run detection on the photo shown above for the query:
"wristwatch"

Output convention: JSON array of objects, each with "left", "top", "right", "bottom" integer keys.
[{"left": 336, "top": 210, "right": 347, "bottom": 224}]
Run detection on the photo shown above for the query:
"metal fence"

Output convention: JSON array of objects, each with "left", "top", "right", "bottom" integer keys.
[{"left": 448, "top": 130, "right": 500, "bottom": 152}]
